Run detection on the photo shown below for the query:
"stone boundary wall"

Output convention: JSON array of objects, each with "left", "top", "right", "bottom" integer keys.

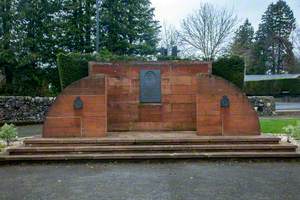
[
  {"left": 248, "top": 96, "right": 276, "bottom": 116},
  {"left": 0, "top": 96, "right": 55, "bottom": 124},
  {"left": 0, "top": 96, "right": 275, "bottom": 124}
]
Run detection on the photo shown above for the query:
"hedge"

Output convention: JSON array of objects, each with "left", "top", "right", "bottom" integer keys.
[
  {"left": 57, "top": 52, "right": 300, "bottom": 96},
  {"left": 244, "top": 79, "right": 300, "bottom": 96},
  {"left": 212, "top": 56, "right": 245, "bottom": 89},
  {"left": 57, "top": 53, "right": 96, "bottom": 90},
  {"left": 57, "top": 50, "right": 150, "bottom": 90},
  {"left": 57, "top": 52, "right": 245, "bottom": 90}
]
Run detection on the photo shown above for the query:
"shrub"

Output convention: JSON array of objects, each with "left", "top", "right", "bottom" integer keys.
[
  {"left": 0, "top": 123, "right": 18, "bottom": 146},
  {"left": 0, "top": 143, "right": 5, "bottom": 152},
  {"left": 212, "top": 56, "right": 245, "bottom": 89},
  {"left": 282, "top": 122, "right": 300, "bottom": 142},
  {"left": 294, "top": 122, "right": 300, "bottom": 139}
]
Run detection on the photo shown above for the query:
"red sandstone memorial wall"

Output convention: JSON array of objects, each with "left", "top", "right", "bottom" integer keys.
[
  {"left": 43, "top": 75, "right": 107, "bottom": 137},
  {"left": 196, "top": 74, "right": 260, "bottom": 135},
  {"left": 42, "top": 61, "right": 260, "bottom": 138},
  {"left": 89, "top": 62, "right": 211, "bottom": 132}
]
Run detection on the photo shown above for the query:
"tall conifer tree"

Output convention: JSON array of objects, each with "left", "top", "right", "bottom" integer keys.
[
  {"left": 0, "top": 0, "right": 15, "bottom": 86},
  {"left": 255, "top": 0, "right": 296, "bottom": 74},
  {"left": 99, "top": 0, "right": 160, "bottom": 55},
  {"left": 231, "top": 19, "right": 254, "bottom": 56}
]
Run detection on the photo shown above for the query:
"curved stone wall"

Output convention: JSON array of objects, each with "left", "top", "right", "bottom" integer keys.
[
  {"left": 43, "top": 75, "right": 107, "bottom": 138},
  {"left": 196, "top": 74, "right": 260, "bottom": 135}
]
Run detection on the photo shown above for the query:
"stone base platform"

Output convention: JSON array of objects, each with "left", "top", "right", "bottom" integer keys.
[{"left": 1, "top": 132, "right": 299, "bottom": 161}]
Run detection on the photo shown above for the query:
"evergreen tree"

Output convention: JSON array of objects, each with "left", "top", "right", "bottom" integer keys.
[
  {"left": 61, "top": 0, "right": 95, "bottom": 53},
  {"left": 0, "top": 0, "right": 16, "bottom": 90},
  {"left": 0, "top": 0, "right": 13, "bottom": 50},
  {"left": 99, "top": 0, "right": 160, "bottom": 55},
  {"left": 231, "top": 19, "right": 256, "bottom": 74},
  {"left": 255, "top": 0, "right": 296, "bottom": 74},
  {"left": 0, "top": 0, "right": 161, "bottom": 96},
  {"left": 231, "top": 19, "right": 254, "bottom": 56},
  {"left": 9, "top": 0, "right": 62, "bottom": 95}
]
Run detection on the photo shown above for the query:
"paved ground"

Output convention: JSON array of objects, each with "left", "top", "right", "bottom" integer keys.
[
  {"left": 16, "top": 124, "right": 42, "bottom": 138},
  {"left": 0, "top": 161, "right": 300, "bottom": 200},
  {"left": 276, "top": 102, "right": 300, "bottom": 111}
]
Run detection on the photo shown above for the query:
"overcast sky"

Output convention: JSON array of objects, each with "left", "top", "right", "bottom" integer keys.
[{"left": 151, "top": 0, "right": 300, "bottom": 30}]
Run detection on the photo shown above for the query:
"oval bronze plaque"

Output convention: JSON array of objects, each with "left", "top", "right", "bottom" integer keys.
[{"left": 74, "top": 96, "right": 84, "bottom": 110}]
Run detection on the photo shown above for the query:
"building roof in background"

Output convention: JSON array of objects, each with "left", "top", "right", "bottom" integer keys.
[{"left": 244, "top": 74, "right": 300, "bottom": 82}]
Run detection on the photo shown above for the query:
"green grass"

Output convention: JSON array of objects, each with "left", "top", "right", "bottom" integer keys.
[{"left": 260, "top": 118, "right": 300, "bottom": 139}]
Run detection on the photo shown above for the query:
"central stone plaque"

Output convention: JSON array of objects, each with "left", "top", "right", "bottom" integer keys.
[{"left": 140, "top": 70, "right": 161, "bottom": 103}]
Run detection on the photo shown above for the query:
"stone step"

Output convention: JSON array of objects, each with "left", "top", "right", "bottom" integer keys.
[
  {"left": 1, "top": 152, "right": 300, "bottom": 161},
  {"left": 24, "top": 136, "right": 282, "bottom": 147},
  {"left": 7, "top": 144, "right": 298, "bottom": 155}
]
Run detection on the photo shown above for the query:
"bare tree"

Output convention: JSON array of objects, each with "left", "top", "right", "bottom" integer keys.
[
  {"left": 290, "top": 28, "right": 300, "bottom": 73},
  {"left": 159, "top": 22, "right": 180, "bottom": 56},
  {"left": 179, "top": 3, "right": 238, "bottom": 61},
  {"left": 293, "top": 28, "right": 300, "bottom": 58}
]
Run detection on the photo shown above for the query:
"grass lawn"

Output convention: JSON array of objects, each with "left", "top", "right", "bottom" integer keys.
[{"left": 260, "top": 118, "right": 300, "bottom": 139}]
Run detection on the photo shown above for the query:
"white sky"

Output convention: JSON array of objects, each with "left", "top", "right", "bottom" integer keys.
[{"left": 151, "top": 0, "right": 300, "bottom": 30}]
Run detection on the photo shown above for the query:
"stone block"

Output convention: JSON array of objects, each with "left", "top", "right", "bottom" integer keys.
[{"left": 43, "top": 117, "right": 81, "bottom": 137}]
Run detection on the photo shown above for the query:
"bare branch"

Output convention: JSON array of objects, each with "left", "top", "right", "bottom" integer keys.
[
  {"left": 292, "top": 28, "right": 300, "bottom": 58},
  {"left": 179, "top": 3, "right": 237, "bottom": 60},
  {"left": 159, "top": 22, "right": 180, "bottom": 55}
]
